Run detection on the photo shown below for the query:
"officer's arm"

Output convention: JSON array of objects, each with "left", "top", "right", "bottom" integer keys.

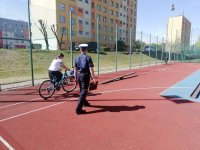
[
  {"left": 88, "top": 57, "right": 96, "bottom": 82},
  {"left": 90, "top": 67, "right": 96, "bottom": 82},
  {"left": 74, "top": 59, "right": 78, "bottom": 80},
  {"left": 74, "top": 67, "right": 78, "bottom": 80}
]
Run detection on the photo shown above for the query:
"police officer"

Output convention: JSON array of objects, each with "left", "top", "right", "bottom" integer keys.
[{"left": 74, "top": 44, "right": 96, "bottom": 115}]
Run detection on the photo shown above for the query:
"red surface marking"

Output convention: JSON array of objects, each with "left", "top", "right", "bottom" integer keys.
[{"left": 1, "top": 63, "right": 200, "bottom": 150}]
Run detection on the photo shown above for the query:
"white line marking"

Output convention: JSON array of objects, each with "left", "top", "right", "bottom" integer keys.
[
  {"left": 0, "top": 99, "right": 74, "bottom": 122},
  {"left": 0, "top": 86, "right": 194, "bottom": 122},
  {"left": 99, "top": 86, "right": 193, "bottom": 95},
  {"left": 0, "top": 97, "right": 41, "bottom": 109},
  {"left": 0, "top": 90, "right": 69, "bottom": 109},
  {"left": 0, "top": 136, "right": 15, "bottom": 150}
]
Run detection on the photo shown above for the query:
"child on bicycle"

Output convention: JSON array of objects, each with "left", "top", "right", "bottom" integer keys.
[{"left": 48, "top": 53, "right": 70, "bottom": 89}]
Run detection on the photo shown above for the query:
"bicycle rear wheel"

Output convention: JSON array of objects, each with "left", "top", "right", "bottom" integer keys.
[
  {"left": 62, "top": 76, "right": 77, "bottom": 92},
  {"left": 39, "top": 80, "right": 55, "bottom": 99}
]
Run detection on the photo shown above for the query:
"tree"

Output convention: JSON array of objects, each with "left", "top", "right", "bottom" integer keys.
[
  {"left": 35, "top": 19, "right": 49, "bottom": 50},
  {"left": 51, "top": 24, "right": 66, "bottom": 50},
  {"left": 132, "top": 40, "right": 145, "bottom": 52},
  {"left": 115, "top": 40, "right": 126, "bottom": 51},
  {"left": 195, "top": 36, "right": 200, "bottom": 49}
]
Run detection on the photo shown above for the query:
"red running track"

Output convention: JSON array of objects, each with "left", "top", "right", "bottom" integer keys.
[{"left": 1, "top": 63, "right": 200, "bottom": 150}]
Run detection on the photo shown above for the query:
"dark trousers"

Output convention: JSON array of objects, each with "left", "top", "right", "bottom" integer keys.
[
  {"left": 76, "top": 73, "right": 90, "bottom": 111},
  {"left": 48, "top": 70, "right": 63, "bottom": 83}
]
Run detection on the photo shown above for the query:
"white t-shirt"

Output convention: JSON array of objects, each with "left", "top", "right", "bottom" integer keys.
[{"left": 49, "top": 59, "right": 63, "bottom": 71}]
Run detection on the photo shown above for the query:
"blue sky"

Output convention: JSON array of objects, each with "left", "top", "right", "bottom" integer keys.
[
  {"left": 137, "top": 0, "right": 200, "bottom": 43},
  {"left": 0, "top": 0, "right": 28, "bottom": 21},
  {"left": 0, "top": 0, "right": 200, "bottom": 43}
]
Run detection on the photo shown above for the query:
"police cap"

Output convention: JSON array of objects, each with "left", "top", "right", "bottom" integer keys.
[{"left": 79, "top": 44, "right": 88, "bottom": 48}]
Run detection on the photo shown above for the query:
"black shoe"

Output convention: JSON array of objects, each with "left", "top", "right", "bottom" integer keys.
[
  {"left": 84, "top": 102, "right": 92, "bottom": 107},
  {"left": 76, "top": 109, "right": 87, "bottom": 115}
]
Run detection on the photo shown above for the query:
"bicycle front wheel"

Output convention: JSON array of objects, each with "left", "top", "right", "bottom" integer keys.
[
  {"left": 39, "top": 80, "right": 55, "bottom": 99},
  {"left": 62, "top": 76, "right": 77, "bottom": 92}
]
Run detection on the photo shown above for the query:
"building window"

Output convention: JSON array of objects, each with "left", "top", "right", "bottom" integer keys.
[
  {"left": 85, "top": 10, "right": 89, "bottom": 15},
  {"left": 116, "top": 3, "right": 119, "bottom": 8},
  {"left": 97, "top": 4, "right": 101, "bottom": 11},
  {"left": 110, "top": 10, "right": 113, "bottom": 15},
  {"left": 110, "top": 27, "right": 113, "bottom": 32},
  {"left": 85, "top": 21, "right": 89, "bottom": 25},
  {"left": 79, "top": 20, "right": 83, "bottom": 24},
  {"left": 85, "top": 0, "right": 89, "bottom": 3},
  {"left": 92, "top": 2, "right": 95, "bottom": 8},
  {"left": 79, "top": 31, "right": 83, "bottom": 35},
  {"left": 72, "top": 30, "right": 76, "bottom": 36},
  {"left": 91, "top": 23, "right": 95, "bottom": 28},
  {"left": 91, "top": 13, "right": 95, "bottom": 19},
  {"left": 110, "top": 36, "right": 113, "bottom": 41},
  {"left": 116, "top": 12, "right": 119, "bottom": 17},
  {"left": 103, "top": 0, "right": 107, "bottom": 3},
  {"left": 85, "top": 32, "right": 89, "bottom": 36},
  {"left": 103, "top": 16, "right": 107, "bottom": 22},
  {"left": 103, "top": 7, "right": 107, "bottom": 13},
  {"left": 78, "top": 8, "right": 83, "bottom": 13},
  {"left": 103, "top": 26, "right": 107, "bottom": 31},
  {"left": 110, "top": 18, "right": 113, "bottom": 24},
  {"left": 103, "top": 35, "right": 107, "bottom": 40},
  {"left": 60, "top": 28, "right": 66, "bottom": 35},
  {"left": 59, "top": 3, "right": 65, "bottom": 11},
  {"left": 60, "top": 16, "right": 65, "bottom": 23},
  {"left": 91, "top": 33, "right": 95, "bottom": 38},
  {"left": 110, "top": 1, "right": 114, "bottom": 6}
]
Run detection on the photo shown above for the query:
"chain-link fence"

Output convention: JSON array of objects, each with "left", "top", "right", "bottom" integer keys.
[{"left": 0, "top": 0, "right": 200, "bottom": 90}]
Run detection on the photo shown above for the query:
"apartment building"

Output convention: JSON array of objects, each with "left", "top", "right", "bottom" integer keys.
[
  {"left": 30, "top": 0, "right": 137, "bottom": 50},
  {"left": 167, "top": 15, "right": 191, "bottom": 51},
  {"left": 0, "top": 18, "right": 29, "bottom": 49}
]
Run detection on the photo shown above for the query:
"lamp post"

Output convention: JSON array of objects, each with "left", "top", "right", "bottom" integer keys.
[{"left": 169, "top": 4, "right": 175, "bottom": 62}]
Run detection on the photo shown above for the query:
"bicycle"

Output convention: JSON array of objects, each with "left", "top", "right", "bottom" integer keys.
[{"left": 39, "top": 70, "right": 77, "bottom": 100}]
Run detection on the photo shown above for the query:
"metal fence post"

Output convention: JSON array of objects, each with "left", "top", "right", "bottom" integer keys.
[
  {"left": 115, "top": 24, "right": 118, "bottom": 72},
  {"left": 149, "top": 34, "right": 151, "bottom": 66},
  {"left": 129, "top": 28, "right": 132, "bottom": 69},
  {"left": 140, "top": 31, "right": 143, "bottom": 68},
  {"left": 161, "top": 37, "right": 164, "bottom": 62},
  {"left": 96, "top": 16, "right": 100, "bottom": 75},
  {"left": 70, "top": 10, "right": 73, "bottom": 68},
  {"left": 28, "top": 0, "right": 34, "bottom": 86},
  {"left": 156, "top": 35, "right": 158, "bottom": 65}
]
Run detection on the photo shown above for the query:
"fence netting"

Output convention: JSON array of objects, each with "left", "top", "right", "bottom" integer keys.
[{"left": 0, "top": 1, "right": 200, "bottom": 90}]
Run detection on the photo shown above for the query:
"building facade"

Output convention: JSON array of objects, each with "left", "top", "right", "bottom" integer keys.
[
  {"left": 0, "top": 18, "right": 29, "bottom": 49},
  {"left": 167, "top": 15, "right": 191, "bottom": 51},
  {"left": 30, "top": 0, "right": 137, "bottom": 50}
]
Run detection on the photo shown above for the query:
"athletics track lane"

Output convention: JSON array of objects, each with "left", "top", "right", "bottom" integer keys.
[{"left": 1, "top": 63, "right": 200, "bottom": 150}]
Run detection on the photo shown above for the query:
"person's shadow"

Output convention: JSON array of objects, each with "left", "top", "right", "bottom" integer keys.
[{"left": 87, "top": 105, "right": 145, "bottom": 114}]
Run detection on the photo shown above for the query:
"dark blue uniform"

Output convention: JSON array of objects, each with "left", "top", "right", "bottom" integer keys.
[{"left": 75, "top": 53, "right": 94, "bottom": 113}]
